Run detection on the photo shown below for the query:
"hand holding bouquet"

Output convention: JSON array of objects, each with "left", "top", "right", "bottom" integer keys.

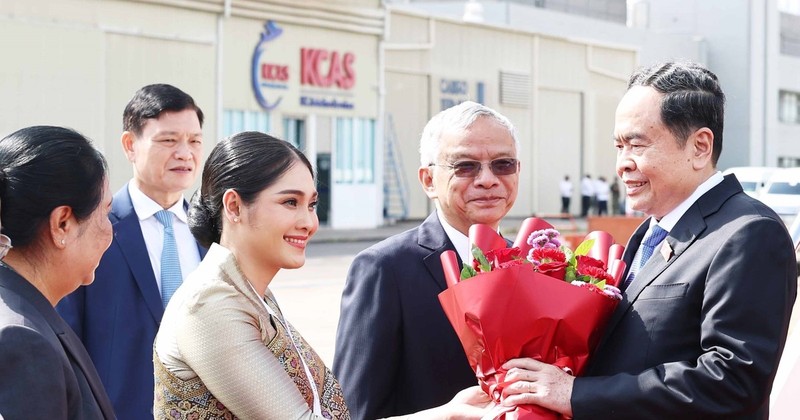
[{"left": 438, "top": 218, "right": 626, "bottom": 419}]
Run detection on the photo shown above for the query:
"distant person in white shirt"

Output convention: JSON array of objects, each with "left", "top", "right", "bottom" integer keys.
[
  {"left": 559, "top": 175, "right": 573, "bottom": 214},
  {"left": 595, "top": 176, "right": 611, "bottom": 216},
  {"left": 580, "top": 174, "right": 595, "bottom": 217}
]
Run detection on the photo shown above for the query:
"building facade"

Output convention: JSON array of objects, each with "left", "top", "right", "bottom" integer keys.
[
  {"left": 1, "top": 0, "right": 638, "bottom": 225},
  {"left": 392, "top": 0, "right": 800, "bottom": 173},
  {"left": 383, "top": 9, "right": 635, "bottom": 218},
  {"left": 1, "top": 0, "right": 384, "bottom": 228}
]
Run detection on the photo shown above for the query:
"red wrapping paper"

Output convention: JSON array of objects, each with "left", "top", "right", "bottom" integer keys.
[{"left": 438, "top": 218, "right": 623, "bottom": 419}]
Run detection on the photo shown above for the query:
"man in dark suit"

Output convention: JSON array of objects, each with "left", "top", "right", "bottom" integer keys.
[
  {"left": 57, "top": 84, "right": 207, "bottom": 419},
  {"left": 333, "top": 101, "right": 521, "bottom": 419},
  {"left": 500, "top": 62, "right": 797, "bottom": 418}
]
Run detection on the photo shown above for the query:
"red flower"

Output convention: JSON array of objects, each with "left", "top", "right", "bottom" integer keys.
[
  {"left": 538, "top": 261, "right": 569, "bottom": 280},
  {"left": 530, "top": 248, "right": 567, "bottom": 264},
  {"left": 498, "top": 258, "right": 527, "bottom": 269},
  {"left": 474, "top": 247, "right": 526, "bottom": 272},
  {"left": 486, "top": 247, "right": 523, "bottom": 265},
  {"left": 576, "top": 255, "right": 606, "bottom": 271},
  {"left": 576, "top": 265, "right": 614, "bottom": 284}
]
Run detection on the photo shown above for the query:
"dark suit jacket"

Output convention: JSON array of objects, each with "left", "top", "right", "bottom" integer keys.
[
  {"left": 333, "top": 212, "right": 477, "bottom": 419},
  {"left": 57, "top": 185, "right": 206, "bottom": 420},
  {"left": 0, "top": 264, "right": 115, "bottom": 419},
  {"left": 572, "top": 175, "right": 798, "bottom": 419}
]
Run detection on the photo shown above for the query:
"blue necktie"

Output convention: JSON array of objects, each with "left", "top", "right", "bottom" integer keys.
[
  {"left": 623, "top": 224, "right": 669, "bottom": 290},
  {"left": 155, "top": 210, "right": 183, "bottom": 307}
]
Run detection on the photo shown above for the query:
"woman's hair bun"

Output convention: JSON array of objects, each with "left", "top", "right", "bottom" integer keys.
[{"left": 188, "top": 191, "right": 220, "bottom": 248}]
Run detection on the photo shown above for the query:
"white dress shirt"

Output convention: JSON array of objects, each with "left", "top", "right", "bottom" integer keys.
[
  {"left": 128, "top": 183, "right": 201, "bottom": 294},
  {"left": 581, "top": 177, "right": 595, "bottom": 196},
  {"left": 437, "top": 209, "right": 472, "bottom": 265},
  {"left": 595, "top": 180, "right": 611, "bottom": 201},
  {"left": 559, "top": 179, "right": 573, "bottom": 198}
]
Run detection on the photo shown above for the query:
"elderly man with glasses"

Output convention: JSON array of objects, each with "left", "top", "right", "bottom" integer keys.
[{"left": 334, "top": 101, "right": 521, "bottom": 420}]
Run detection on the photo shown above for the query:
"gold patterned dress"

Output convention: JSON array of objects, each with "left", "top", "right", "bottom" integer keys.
[{"left": 153, "top": 243, "right": 350, "bottom": 419}]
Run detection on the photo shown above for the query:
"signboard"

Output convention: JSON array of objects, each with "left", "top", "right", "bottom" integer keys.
[
  {"left": 439, "top": 78, "right": 485, "bottom": 110},
  {"left": 251, "top": 20, "right": 358, "bottom": 111}
]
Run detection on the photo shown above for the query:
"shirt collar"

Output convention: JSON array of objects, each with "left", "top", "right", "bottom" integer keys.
[
  {"left": 436, "top": 209, "right": 471, "bottom": 265},
  {"left": 654, "top": 171, "right": 724, "bottom": 232},
  {"left": 128, "top": 182, "right": 188, "bottom": 223}
]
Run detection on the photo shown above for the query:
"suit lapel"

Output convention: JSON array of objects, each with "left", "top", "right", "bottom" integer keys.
[
  {"left": 56, "top": 327, "right": 116, "bottom": 418},
  {"left": 113, "top": 187, "right": 165, "bottom": 322},
  {"left": 624, "top": 210, "right": 705, "bottom": 299},
  {"left": 419, "top": 213, "right": 460, "bottom": 291},
  {"left": 0, "top": 267, "right": 114, "bottom": 418},
  {"left": 600, "top": 176, "right": 741, "bottom": 343}
]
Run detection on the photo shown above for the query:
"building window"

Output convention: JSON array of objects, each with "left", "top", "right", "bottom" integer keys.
[
  {"left": 780, "top": 91, "right": 800, "bottom": 124},
  {"left": 333, "top": 117, "right": 375, "bottom": 184},
  {"left": 222, "top": 109, "right": 271, "bottom": 138},
  {"left": 778, "top": 156, "right": 800, "bottom": 168},
  {"left": 283, "top": 118, "right": 306, "bottom": 150}
]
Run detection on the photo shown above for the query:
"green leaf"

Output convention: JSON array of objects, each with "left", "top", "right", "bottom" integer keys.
[
  {"left": 573, "top": 238, "right": 595, "bottom": 257},
  {"left": 564, "top": 266, "right": 577, "bottom": 282},
  {"left": 461, "top": 265, "right": 478, "bottom": 280},
  {"left": 562, "top": 244, "right": 575, "bottom": 262},
  {"left": 472, "top": 245, "right": 492, "bottom": 273},
  {"left": 594, "top": 279, "right": 607, "bottom": 288}
]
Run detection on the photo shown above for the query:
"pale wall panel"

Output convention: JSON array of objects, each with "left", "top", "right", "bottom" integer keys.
[
  {"left": 585, "top": 92, "right": 620, "bottom": 181},
  {"left": 0, "top": 20, "right": 105, "bottom": 145},
  {"left": 537, "top": 37, "right": 589, "bottom": 90},
  {"left": 104, "top": 34, "right": 217, "bottom": 191},
  {"left": 535, "top": 89, "right": 582, "bottom": 215},
  {"left": 386, "top": 12, "right": 432, "bottom": 44},
  {"left": 385, "top": 71, "right": 431, "bottom": 219},
  {"left": 589, "top": 45, "right": 638, "bottom": 81}
]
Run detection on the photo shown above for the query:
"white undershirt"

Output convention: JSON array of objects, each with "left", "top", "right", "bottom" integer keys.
[{"left": 128, "top": 183, "right": 201, "bottom": 293}]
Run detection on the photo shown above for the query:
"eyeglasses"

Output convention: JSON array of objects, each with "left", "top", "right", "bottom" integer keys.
[
  {"left": 429, "top": 158, "right": 519, "bottom": 178},
  {"left": 0, "top": 234, "right": 11, "bottom": 260}
]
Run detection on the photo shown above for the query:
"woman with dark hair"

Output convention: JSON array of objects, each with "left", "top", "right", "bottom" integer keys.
[
  {"left": 0, "top": 200, "right": 10, "bottom": 260},
  {"left": 0, "top": 126, "right": 115, "bottom": 419},
  {"left": 153, "top": 131, "right": 489, "bottom": 419}
]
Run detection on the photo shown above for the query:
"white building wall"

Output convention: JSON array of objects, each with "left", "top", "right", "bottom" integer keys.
[
  {"left": 0, "top": 0, "right": 386, "bottom": 228},
  {"left": 391, "top": 0, "right": 800, "bottom": 171},
  {"left": 385, "top": 8, "right": 635, "bottom": 217},
  {"left": 0, "top": 0, "right": 220, "bottom": 191},
  {"left": 777, "top": 54, "right": 800, "bottom": 162}
]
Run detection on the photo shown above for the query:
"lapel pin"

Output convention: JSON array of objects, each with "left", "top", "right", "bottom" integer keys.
[{"left": 661, "top": 241, "right": 673, "bottom": 261}]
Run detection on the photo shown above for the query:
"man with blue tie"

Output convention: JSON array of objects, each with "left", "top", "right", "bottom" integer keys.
[
  {"left": 498, "top": 61, "right": 797, "bottom": 418},
  {"left": 58, "top": 84, "right": 207, "bottom": 419}
]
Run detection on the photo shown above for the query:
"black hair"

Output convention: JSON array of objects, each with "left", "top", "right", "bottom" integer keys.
[
  {"left": 189, "top": 131, "right": 314, "bottom": 248},
  {"left": 122, "top": 84, "right": 204, "bottom": 135},
  {"left": 0, "top": 126, "right": 108, "bottom": 248},
  {"left": 628, "top": 61, "right": 725, "bottom": 164}
]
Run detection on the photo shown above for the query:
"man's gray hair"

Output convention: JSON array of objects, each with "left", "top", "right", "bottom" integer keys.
[{"left": 419, "top": 101, "right": 519, "bottom": 166}]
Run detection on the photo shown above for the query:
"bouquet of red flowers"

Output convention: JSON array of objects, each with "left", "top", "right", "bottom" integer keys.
[{"left": 438, "top": 218, "right": 626, "bottom": 419}]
